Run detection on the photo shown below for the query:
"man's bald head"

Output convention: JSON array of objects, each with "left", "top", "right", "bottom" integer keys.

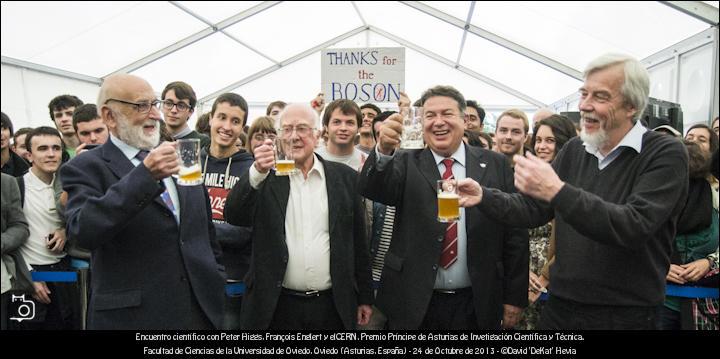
[
  {"left": 97, "top": 74, "right": 154, "bottom": 109},
  {"left": 279, "top": 103, "right": 319, "bottom": 128},
  {"left": 532, "top": 108, "right": 555, "bottom": 123},
  {"left": 96, "top": 74, "right": 161, "bottom": 150}
]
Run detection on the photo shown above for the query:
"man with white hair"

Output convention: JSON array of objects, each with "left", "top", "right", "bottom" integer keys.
[
  {"left": 456, "top": 53, "right": 689, "bottom": 329},
  {"left": 60, "top": 74, "right": 225, "bottom": 329},
  {"left": 225, "top": 103, "right": 373, "bottom": 330}
]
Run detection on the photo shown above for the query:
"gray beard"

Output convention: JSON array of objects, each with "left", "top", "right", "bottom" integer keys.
[
  {"left": 580, "top": 119, "right": 608, "bottom": 149},
  {"left": 116, "top": 115, "right": 159, "bottom": 150}
]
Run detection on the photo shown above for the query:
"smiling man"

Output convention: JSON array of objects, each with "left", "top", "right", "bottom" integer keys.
[
  {"left": 225, "top": 103, "right": 373, "bottom": 330},
  {"left": 16, "top": 127, "right": 74, "bottom": 329},
  {"left": 60, "top": 74, "right": 225, "bottom": 329},
  {"left": 199, "top": 92, "right": 254, "bottom": 329},
  {"left": 359, "top": 85, "right": 528, "bottom": 330},
  {"left": 316, "top": 99, "right": 367, "bottom": 171},
  {"left": 456, "top": 53, "right": 689, "bottom": 330},
  {"left": 494, "top": 109, "right": 529, "bottom": 168}
]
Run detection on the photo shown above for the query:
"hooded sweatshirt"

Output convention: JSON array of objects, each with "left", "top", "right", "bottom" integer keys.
[{"left": 201, "top": 147, "right": 254, "bottom": 280}]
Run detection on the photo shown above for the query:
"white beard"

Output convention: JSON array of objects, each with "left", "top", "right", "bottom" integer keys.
[
  {"left": 580, "top": 118, "right": 608, "bottom": 149},
  {"left": 116, "top": 115, "right": 159, "bottom": 150}
]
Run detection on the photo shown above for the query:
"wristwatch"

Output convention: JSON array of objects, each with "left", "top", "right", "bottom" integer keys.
[{"left": 707, "top": 254, "right": 719, "bottom": 271}]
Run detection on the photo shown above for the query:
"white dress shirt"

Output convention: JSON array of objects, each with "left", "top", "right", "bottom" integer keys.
[
  {"left": 375, "top": 145, "right": 472, "bottom": 289},
  {"left": 249, "top": 154, "right": 332, "bottom": 291},
  {"left": 20, "top": 171, "right": 65, "bottom": 266},
  {"left": 583, "top": 120, "right": 647, "bottom": 170}
]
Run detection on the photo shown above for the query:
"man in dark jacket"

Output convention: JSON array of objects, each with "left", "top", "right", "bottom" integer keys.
[
  {"left": 200, "top": 92, "right": 254, "bottom": 329},
  {"left": 61, "top": 74, "right": 225, "bottom": 329},
  {"left": 359, "top": 86, "right": 528, "bottom": 330},
  {"left": 225, "top": 103, "right": 373, "bottom": 330},
  {"left": 1, "top": 112, "right": 30, "bottom": 177}
]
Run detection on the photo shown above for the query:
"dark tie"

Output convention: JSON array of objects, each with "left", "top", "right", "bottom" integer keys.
[
  {"left": 439, "top": 158, "right": 457, "bottom": 269},
  {"left": 136, "top": 150, "right": 176, "bottom": 213}
]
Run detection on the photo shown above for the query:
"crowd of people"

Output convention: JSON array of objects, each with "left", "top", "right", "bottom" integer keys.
[{"left": 1, "top": 53, "right": 718, "bottom": 330}]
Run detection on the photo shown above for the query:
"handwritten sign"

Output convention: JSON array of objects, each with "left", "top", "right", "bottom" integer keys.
[{"left": 322, "top": 47, "right": 405, "bottom": 103}]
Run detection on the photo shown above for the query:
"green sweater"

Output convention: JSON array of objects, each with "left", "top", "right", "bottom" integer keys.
[{"left": 480, "top": 131, "right": 688, "bottom": 306}]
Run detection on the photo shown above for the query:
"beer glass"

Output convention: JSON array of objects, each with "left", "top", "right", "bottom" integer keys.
[
  {"left": 176, "top": 138, "right": 202, "bottom": 185},
  {"left": 274, "top": 135, "right": 297, "bottom": 176},
  {"left": 400, "top": 106, "right": 424, "bottom": 149},
  {"left": 437, "top": 179, "right": 460, "bottom": 222}
]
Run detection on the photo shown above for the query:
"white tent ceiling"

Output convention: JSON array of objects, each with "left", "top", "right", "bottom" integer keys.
[{"left": 2, "top": 1, "right": 718, "bottom": 129}]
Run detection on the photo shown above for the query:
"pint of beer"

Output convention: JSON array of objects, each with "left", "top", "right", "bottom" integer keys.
[
  {"left": 176, "top": 139, "right": 203, "bottom": 186},
  {"left": 437, "top": 179, "right": 459, "bottom": 222},
  {"left": 275, "top": 160, "right": 296, "bottom": 175},
  {"left": 178, "top": 164, "right": 202, "bottom": 183},
  {"left": 274, "top": 136, "right": 297, "bottom": 176},
  {"left": 400, "top": 106, "right": 424, "bottom": 149}
]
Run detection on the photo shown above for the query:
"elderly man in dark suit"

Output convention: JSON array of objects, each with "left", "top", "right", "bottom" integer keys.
[
  {"left": 225, "top": 103, "right": 372, "bottom": 330},
  {"left": 60, "top": 74, "right": 225, "bottom": 329},
  {"left": 359, "top": 85, "right": 528, "bottom": 330}
]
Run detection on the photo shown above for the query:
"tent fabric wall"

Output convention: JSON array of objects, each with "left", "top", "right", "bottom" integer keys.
[
  {"left": 1, "top": 64, "right": 100, "bottom": 129},
  {"left": 2, "top": 1, "right": 718, "bottom": 130}
]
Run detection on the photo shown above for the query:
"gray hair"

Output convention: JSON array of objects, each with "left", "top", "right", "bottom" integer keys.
[
  {"left": 584, "top": 53, "right": 649, "bottom": 122},
  {"left": 419, "top": 85, "right": 466, "bottom": 115},
  {"left": 278, "top": 103, "right": 320, "bottom": 129}
]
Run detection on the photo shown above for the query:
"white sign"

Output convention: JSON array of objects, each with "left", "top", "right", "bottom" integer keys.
[{"left": 322, "top": 47, "right": 405, "bottom": 103}]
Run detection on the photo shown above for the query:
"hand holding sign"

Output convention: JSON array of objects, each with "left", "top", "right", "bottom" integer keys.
[{"left": 311, "top": 92, "right": 325, "bottom": 114}]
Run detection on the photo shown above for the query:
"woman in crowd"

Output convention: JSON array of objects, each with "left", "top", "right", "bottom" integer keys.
[
  {"left": 659, "top": 125, "right": 718, "bottom": 330},
  {"left": 246, "top": 116, "right": 277, "bottom": 153},
  {"left": 516, "top": 114, "right": 576, "bottom": 330}
]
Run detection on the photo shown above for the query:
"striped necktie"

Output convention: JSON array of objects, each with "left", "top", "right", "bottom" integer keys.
[
  {"left": 136, "top": 150, "right": 176, "bottom": 213},
  {"left": 439, "top": 158, "right": 457, "bottom": 269}
]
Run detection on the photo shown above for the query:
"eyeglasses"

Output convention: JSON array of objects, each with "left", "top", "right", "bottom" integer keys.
[
  {"left": 280, "top": 125, "right": 315, "bottom": 138},
  {"left": 252, "top": 132, "right": 277, "bottom": 142},
  {"left": 105, "top": 98, "right": 162, "bottom": 114},
  {"left": 162, "top": 100, "right": 191, "bottom": 112}
]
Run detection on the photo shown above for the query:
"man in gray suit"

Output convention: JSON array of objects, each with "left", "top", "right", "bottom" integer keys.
[
  {"left": 225, "top": 103, "right": 372, "bottom": 330},
  {"left": 359, "top": 85, "right": 528, "bottom": 329},
  {"left": 2, "top": 172, "right": 30, "bottom": 330}
]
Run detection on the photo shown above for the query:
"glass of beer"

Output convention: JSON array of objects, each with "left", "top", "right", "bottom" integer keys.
[
  {"left": 176, "top": 138, "right": 202, "bottom": 185},
  {"left": 274, "top": 135, "right": 297, "bottom": 176},
  {"left": 400, "top": 106, "right": 424, "bottom": 149},
  {"left": 437, "top": 179, "right": 460, "bottom": 222}
]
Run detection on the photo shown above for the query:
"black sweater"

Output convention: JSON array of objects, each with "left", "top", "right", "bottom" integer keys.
[{"left": 480, "top": 131, "right": 688, "bottom": 306}]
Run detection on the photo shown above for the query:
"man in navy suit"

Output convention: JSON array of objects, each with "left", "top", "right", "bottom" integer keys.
[
  {"left": 225, "top": 103, "right": 372, "bottom": 330},
  {"left": 61, "top": 74, "right": 225, "bottom": 329},
  {"left": 359, "top": 85, "right": 528, "bottom": 329}
]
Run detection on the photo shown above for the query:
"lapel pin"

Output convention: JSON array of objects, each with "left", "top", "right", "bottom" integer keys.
[{"left": 480, "top": 163, "right": 487, "bottom": 168}]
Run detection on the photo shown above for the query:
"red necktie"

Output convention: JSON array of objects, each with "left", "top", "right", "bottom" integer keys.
[{"left": 439, "top": 158, "right": 457, "bottom": 269}]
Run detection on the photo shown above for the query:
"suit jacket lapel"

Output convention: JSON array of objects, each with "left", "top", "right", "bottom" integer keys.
[
  {"left": 268, "top": 173, "right": 291, "bottom": 254},
  {"left": 324, "top": 162, "right": 341, "bottom": 236},
  {"left": 174, "top": 177, "right": 186, "bottom": 221},
  {"left": 102, "top": 141, "right": 174, "bottom": 215},
  {"left": 269, "top": 173, "right": 290, "bottom": 222},
  {"left": 102, "top": 140, "right": 135, "bottom": 180},
  {"left": 465, "top": 144, "right": 488, "bottom": 185},
  {"left": 465, "top": 144, "right": 488, "bottom": 240},
  {"left": 418, "top": 148, "right": 441, "bottom": 193}
]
